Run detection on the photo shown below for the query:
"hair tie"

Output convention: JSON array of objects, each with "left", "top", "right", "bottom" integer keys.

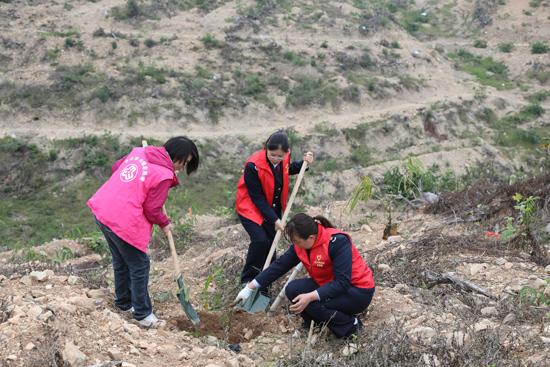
[{"left": 314, "top": 219, "right": 320, "bottom": 224}]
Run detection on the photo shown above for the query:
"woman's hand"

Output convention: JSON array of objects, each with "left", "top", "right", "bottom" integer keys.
[
  {"left": 162, "top": 223, "right": 174, "bottom": 237},
  {"left": 275, "top": 219, "right": 285, "bottom": 232},
  {"left": 303, "top": 151, "right": 314, "bottom": 165},
  {"left": 289, "top": 291, "right": 318, "bottom": 314}
]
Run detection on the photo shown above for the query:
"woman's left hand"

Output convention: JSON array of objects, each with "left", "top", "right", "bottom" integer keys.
[
  {"left": 289, "top": 291, "right": 318, "bottom": 314},
  {"left": 303, "top": 151, "right": 314, "bottom": 165}
]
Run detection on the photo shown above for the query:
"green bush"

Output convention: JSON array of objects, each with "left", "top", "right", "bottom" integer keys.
[
  {"left": 531, "top": 42, "right": 549, "bottom": 54},
  {"left": 473, "top": 39, "right": 487, "bottom": 48},
  {"left": 201, "top": 33, "right": 222, "bottom": 49},
  {"left": 448, "top": 49, "right": 512, "bottom": 90},
  {"left": 498, "top": 42, "right": 514, "bottom": 53},
  {"left": 144, "top": 38, "right": 157, "bottom": 48},
  {"left": 286, "top": 77, "right": 339, "bottom": 108}
]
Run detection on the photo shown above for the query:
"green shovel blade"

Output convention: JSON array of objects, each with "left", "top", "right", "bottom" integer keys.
[
  {"left": 176, "top": 275, "right": 200, "bottom": 325},
  {"left": 235, "top": 288, "right": 270, "bottom": 313}
]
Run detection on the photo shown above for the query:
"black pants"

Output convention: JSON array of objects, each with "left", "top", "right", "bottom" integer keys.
[
  {"left": 285, "top": 278, "right": 375, "bottom": 338},
  {"left": 239, "top": 215, "right": 277, "bottom": 285},
  {"left": 96, "top": 219, "right": 152, "bottom": 321}
]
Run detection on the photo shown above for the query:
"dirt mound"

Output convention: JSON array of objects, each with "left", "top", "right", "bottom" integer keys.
[{"left": 171, "top": 310, "right": 289, "bottom": 344}]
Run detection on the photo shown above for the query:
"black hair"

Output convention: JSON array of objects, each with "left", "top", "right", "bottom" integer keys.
[
  {"left": 265, "top": 130, "right": 290, "bottom": 152},
  {"left": 163, "top": 136, "right": 200, "bottom": 175},
  {"left": 284, "top": 213, "right": 335, "bottom": 241}
]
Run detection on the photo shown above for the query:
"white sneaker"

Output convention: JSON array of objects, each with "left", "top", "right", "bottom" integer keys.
[{"left": 138, "top": 313, "right": 165, "bottom": 329}]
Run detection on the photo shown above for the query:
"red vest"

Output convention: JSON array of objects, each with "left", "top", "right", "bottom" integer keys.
[
  {"left": 235, "top": 150, "right": 290, "bottom": 225},
  {"left": 294, "top": 224, "right": 375, "bottom": 289}
]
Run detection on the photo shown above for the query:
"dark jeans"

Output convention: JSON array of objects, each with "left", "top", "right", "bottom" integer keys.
[
  {"left": 239, "top": 215, "right": 277, "bottom": 286},
  {"left": 96, "top": 219, "right": 152, "bottom": 321},
  {"left": 285, "top": 278, "right": 375, "bottom": 338}
]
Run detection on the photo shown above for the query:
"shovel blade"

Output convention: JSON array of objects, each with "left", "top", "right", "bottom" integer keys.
[
  {"left": 176, "top": 275, "right": 200, "bottom": 325},
  {"left": 235, "top": 288, "right": 270, "bottom": 313}
]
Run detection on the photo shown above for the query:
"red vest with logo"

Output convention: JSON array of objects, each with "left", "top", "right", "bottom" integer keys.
[
  {"left": 294, "top": 224, "right": 375, "bottom": 289},
  {"left": 235, "top": 150, "right": 290, "bottom": 225}
]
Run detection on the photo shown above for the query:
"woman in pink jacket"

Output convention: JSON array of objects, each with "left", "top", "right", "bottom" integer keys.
[{"left": 87, "top": 136, "right": 199, "bottom": 328}]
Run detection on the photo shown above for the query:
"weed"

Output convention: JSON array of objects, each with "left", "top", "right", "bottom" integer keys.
[
  {"left": 283, "top": 51, "right": 307, "bottom": 66},
  {"left": 519, "top": 282, "right": 550, "bottom": 306},
  {"left": 347, "top": 176, "right": 374, "bottom": 211},
  {"left": 495, "top": 129, "right": 541, "bottom": 148},
  {"left": 286, "top": 77, "right": 340, "bottom": 108},
  {"left": 144, "top": 38, "right": 157, "bottom": 48},
  {"left": 528, "top": 90, "right": 550, "bottom": 103}
]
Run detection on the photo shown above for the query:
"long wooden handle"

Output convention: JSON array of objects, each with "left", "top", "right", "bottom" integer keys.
[
  {"left": 269, "top": 263, "right": 303, "bottom": 312},
  {"left": 262, "top": 161, "right": 308, "bottom": 270}
]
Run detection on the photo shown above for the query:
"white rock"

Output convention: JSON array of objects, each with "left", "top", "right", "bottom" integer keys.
[
  {"left": 24, "top": 342, "right": 36, "bottom": 350},
  {"left": 410, "top": 327, "right": 436, "bottom": 344},
  {"left": 545, "top": 265, "right": 550, "bottom": 274},
  {"left": 30, "top": 271, "right": 49, "bottom": 282},
  {"left": 360, "top": 224, "right": 373, "bottom": 233},
  {"left": 244, "top": 328, "right": 253, "bottom": 340},
  {"left": 86, "top": 289, "right": 106, "bottom": 299},
  {"left": 532, "top": 278, "right": 547, "bottom": 290},
  {"left": 205, "top": 364, "right": 223, "bottom": 367},
  {"left": 6, "top": 355, "right": 16, "bottom": 360},
  {"left": 38, "top": 310, "right": 54, "bottom": 321},
  {"left": 108, "top": 347, "right": 122, "bottom": 360},
  {"left": 0, "top": 274, "right": 6, "bottom": 283},
  {"left": 67, "top": 276, "right": 80, "bottom": 285},
  {"left": 205, "top": 335, "right": 218, "bottom": 346},
  {"left": 544, "top": 285, "right": 550, "bottom": 298},
  {"left": 495, "top": 258, "right": 506, "bottom": 266},
  {"left": 474, "top": 319, "right": 494, "bottom": 332},
  {"left": 480, "top": 306, "right": 498, "bottom": 316},
  {"left": 540, "top": 336, "right": 550, "bottom": 345},
  {"left": 121, "top": 363, "right": 137, "bottom": 367},
  {"left": 422, "top": 353, "right": 440, "bottom": 367},
  {"left": 341, "top": 343, "right": 358, "bottom": 356},
  {"left": 44, "top": 269, "right": 55, "bottom": 278},
  {"left": 502, "top": 313, "right": 516, "bottom": 325},
  {"left": 378, "top": 264, "right": 391, "bottom": 273},
  {"left": 225, "top": 358, "right": 240, "bottom": 367},
  {"left": 62, "top": 341, "right": 87, "bottom": 367},
  {"left": 504, "top": 262, "right": 513, "bottom": 269},
  {"left": 129, "top": 346, "right": 140, "bottom": 355},
  {"left": 394, "top": 283, "right": 409, "bottom": 293},
  {"left": 28, "top": 305, "right": 43, "bottom": 318},
  {"left": 387, "top": 236, "right": 403, "bottom": 244},
  {"left": 272, "top": 345, "right": 282, "bottom": 354},
  {"left": 468, "top": 263, "right": 487, "bottom": 276},
  {"left": 20, "top": 276, "right": 32, "bottom": 286}
]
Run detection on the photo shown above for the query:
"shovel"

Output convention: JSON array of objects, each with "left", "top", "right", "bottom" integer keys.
[
  {"left": 142, "top": 140, "right": 200, "bottom": 325},
  {"left": 235, "top": 161, "right": 308, "bottom": 313},
  {"left": 166, "top": 230, "right": 201, "bottom": 325}
]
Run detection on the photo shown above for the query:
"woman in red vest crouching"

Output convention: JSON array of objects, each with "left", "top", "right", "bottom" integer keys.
[
  {"left": 235, "top": 213, "right": 375, "bottom": 338},
  {"left": 235, "top": 131, "right": 313, "bottom": 291}
]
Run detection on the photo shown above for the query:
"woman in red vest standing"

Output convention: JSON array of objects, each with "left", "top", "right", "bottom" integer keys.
[
  {"left": 235, "top": 213, "right": 375, "bottom": 338},
  {"left": 235, "top": 131, "right": 314, "bottom": 291}
]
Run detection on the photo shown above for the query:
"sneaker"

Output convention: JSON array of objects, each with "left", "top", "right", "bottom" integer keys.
[
  {"left": 344, "top": 318, "right": 363, "bottom": 339},
  {"left": 138, "top": 313, "right": 166, "bottom": 329}
]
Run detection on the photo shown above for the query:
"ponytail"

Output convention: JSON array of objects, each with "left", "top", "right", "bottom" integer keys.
[{"left": 285, "top": 213, "right": 334, "bottom": 241}]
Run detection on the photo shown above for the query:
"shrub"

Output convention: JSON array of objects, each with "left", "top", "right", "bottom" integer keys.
[
  {"left": 498, "top": 42, "right": 514, "bottom": 53},
  {"left": 286, "top": 77, "right": 339, "bottom": 108},
  {"left": 531, "top": 42, "right": 549, "bottom": 54},
  {"left": 474, "top": 39, "right": 487, "bottom": 48},
  {"left": 201, "top": 33, "right": 222, "bottom": 49}
]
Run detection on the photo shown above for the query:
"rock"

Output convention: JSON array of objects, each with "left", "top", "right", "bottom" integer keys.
[
  {"left": 272, "top": 345, "right": 282, "bottom": 354},
  {"left": 502, "top": 313, "right": 516, "bottom": 325},
  {"left": 45, "top": 284, "right": 53, "bottom": 290},
  {"left": 129, "top": 346, "right": 140, "bottom": 355},
  {"left": 468, "top": 263, "right": 487, "bottom": 276},
  {"left": 446, "top": 331, "right": 467, "bottom": 348},
  {"left": 205, "top": 364, "right": 223, "bottom": 367},
  {"left": 108, "top": 347, "right": 122, "bottom": 360},
  {"left": 68, "top": 296, "right": 96, "bottom": 313},
  {"left": 44, "top": 269, "right": 55, "bottom": 278},
  {"left": 178, "top": 351, "right": 188, "bottom": 360},
  {"left": 0, "top": 274, "right": 6, "bottom": 283},
  {"left": 25, "top": 342, "right": 36, "bottom": 350},
  {"left": 421, "top": 192, "right": 439, "bottom": 204},
  {"left": 121, "top": 363, "right": 137, "bottom": 367},
  {"left": 504, "top": 262, "right": 513, "bottom": 270},
  {"left": 62, "top": 341, "right": 87, "bottom": 367},
  {"left": 360, "top": 224, "right": 373, "bottom": 233},
  {"left": 6, "top": 355, "right": 17, "bottom": 361},
  {"left": 206, "top": 335, "right": 218, "bottom": 346},
  {"left": 20, "top": 275, "right": 32, "bottom": 286},
  {"left": 28, "top": 305, "right": 43, "bottom": 318},
  {"left": 31, "top": 289, "right": 47, "bottom": 298},
  {"left": 495, "top": 258, "right": 506, "bottom": 266},
  {"left": 540, "top": 336, "right": 550, "bottom": 345},
  {"left": 86, "top": 289, "right": 106, "bottom": 299},
  {"left": 474, "top": 319, "right": 494, "bottom": 332},
  {"left": 544, "top": 285, "right": 550, "bottom": 298},
  {"left": 394, "top": 283, "right": 409, "bottom": 293},
  {"left": 545, "top": 265, "right": 550, "bottom": 274},
  {"left": 410, "top": 327, "right": 436, "bottom": 344},
  {"left": 244, "top": 328, "right": 253, "bottom": 340},
  {"left": 387, "top": 236, "right": 402, "bottom": 244},
  {"left": 532, "top": 278, "right": 547, "bottom": 290},
  {"left": 67, "top": 276, "right": 80, "bottom": 285},
  {"left": 38, "top": 310, "right": 54, "bottom": 321},
  {"left": 225, "top": 358, "right": 240, "bottom": 367},
  {"left": 341, "top": 343, "right": 358, "bottom": 356},
  {"left": 30, "top": 271, "right": 49, "bottom": 282},
  {"left": 480, "top": 306, "right": 498, "bottom": 317},
  {"left": 378, "top": 264, "right": 391, "bottom": 273},
  {"left": 422, "top": 353, "right": 440, "bottom": 367},
  {"left": 545, "top": 223, "right": 550, "bottom": 235}
]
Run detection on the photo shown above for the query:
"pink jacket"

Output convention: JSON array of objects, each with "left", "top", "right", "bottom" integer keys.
[{"left": 87, "top": 146, "right": 179, "bottom": 252}]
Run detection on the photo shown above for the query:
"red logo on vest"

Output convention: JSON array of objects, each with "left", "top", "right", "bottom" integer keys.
[{"left": 314, "top": 254, "right": 325, "bottom": 268}]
